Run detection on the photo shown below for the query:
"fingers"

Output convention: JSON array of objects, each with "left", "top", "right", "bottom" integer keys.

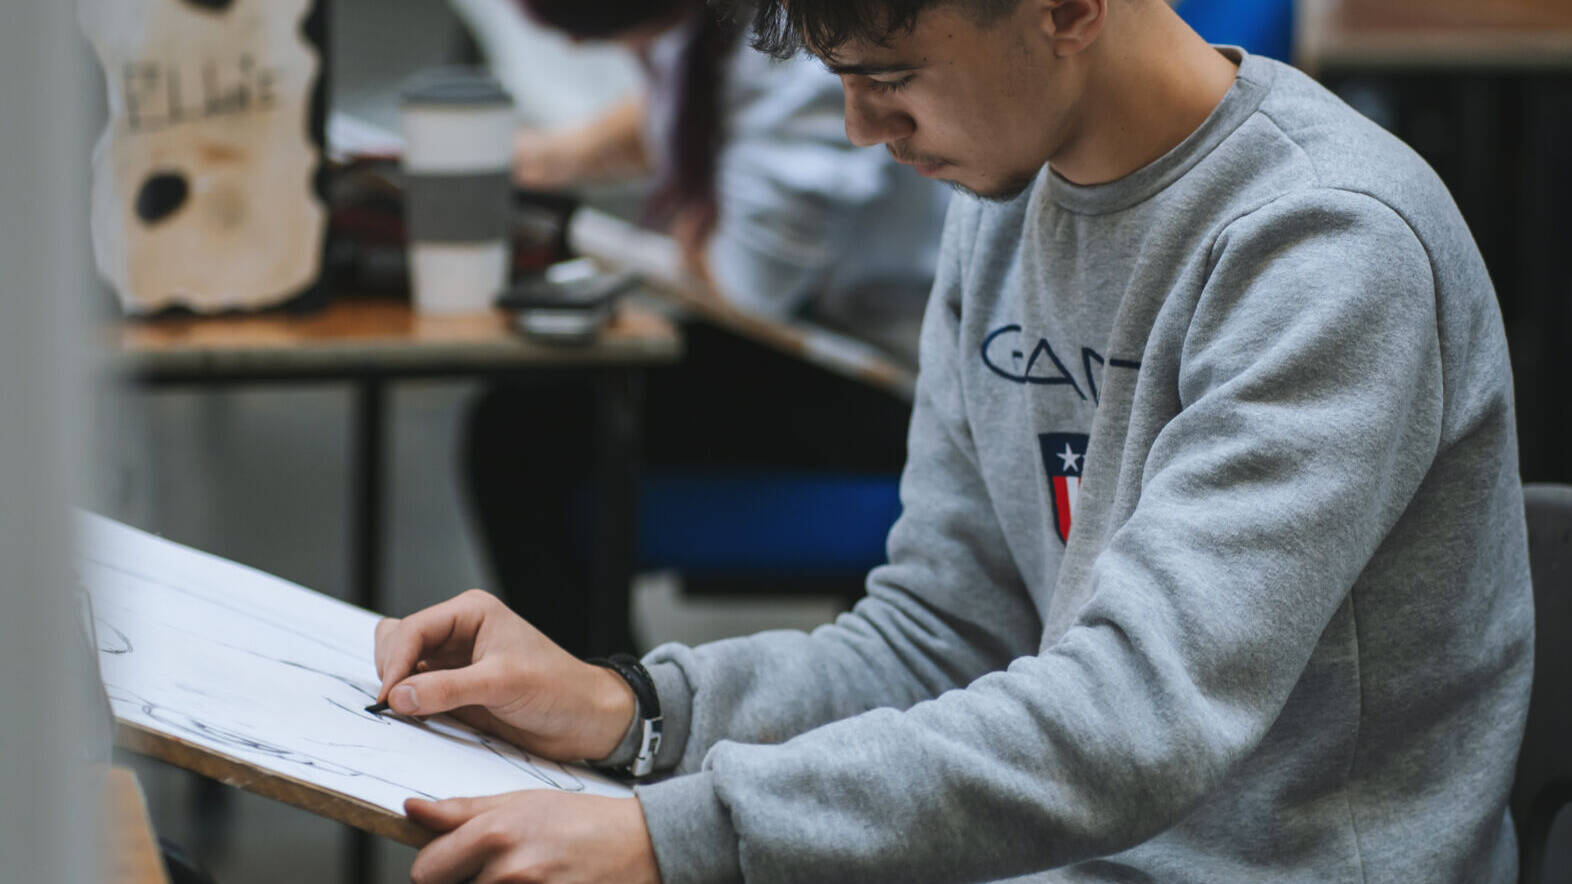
[
  {"left": 407, "top": 794, "right": 524, "bottom": 884},
  {"left": 376, "top": 590, "right": 496, "bottom": 703},
  {"left": 405, "top": 793, "right": 511, "bottom": 832},
  {"left": 388, "top": 658, "right": 516, "bottom": 717},
  {"left": 373, "top": 618, "right": 399, "bottom": 680},
  {"left": 404, "top": 798, "right": 462, "bottom": 834},
  {"left": 409, "top": 825, "right": 493, "bottom": 884}
]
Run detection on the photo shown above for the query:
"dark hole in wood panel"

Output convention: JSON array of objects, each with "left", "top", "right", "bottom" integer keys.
[{"left": 135, "top": 172, "right": 190, "bottom": 225}]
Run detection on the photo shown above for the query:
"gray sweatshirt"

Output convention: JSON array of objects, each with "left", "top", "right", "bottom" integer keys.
[{"left": 628, "top": 50, "right": 1534, "bottom": 883}]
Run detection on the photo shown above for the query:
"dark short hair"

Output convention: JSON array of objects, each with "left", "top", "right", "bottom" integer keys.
[{"left": 718, "top": 0, "right": 1022, "bottom": 59}]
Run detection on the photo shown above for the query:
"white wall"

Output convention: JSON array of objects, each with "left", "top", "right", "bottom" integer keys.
[
  {"left": 447, "top": 0, "right": 641, "bottom": 128},
  {"left": 328, "top": 0, "right": 639, "bottom": 131}
]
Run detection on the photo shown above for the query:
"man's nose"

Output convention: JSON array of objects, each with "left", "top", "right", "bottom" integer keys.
[{"left": 844, "top": 93, "right": 915, "bottom": 148}]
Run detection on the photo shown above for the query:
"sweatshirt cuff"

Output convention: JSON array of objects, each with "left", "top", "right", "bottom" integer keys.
[
  {"left": 588, "top": 706, "right": 642, "bottom": 769},
  {"left": 589, "top": 657, "right": 693, "bottom": 772},
  {"left": 635, "top": 771, "right": 741, "bottom": 884},
  {"left": 644, "top": 658, "right": 693, "bottom": 772}
]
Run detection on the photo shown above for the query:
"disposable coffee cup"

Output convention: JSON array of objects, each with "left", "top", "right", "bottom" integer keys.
[{"left": 401, "top": 68, "right": 516, "bottom": 314}]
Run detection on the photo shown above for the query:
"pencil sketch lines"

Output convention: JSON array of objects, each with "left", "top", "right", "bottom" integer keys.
[
  {"left": 105, "top": 685, "right": 440, "bottom": 801},
  {"left": 476, "top": 737, "right": 588, "bottom": 793},
  {"left": 81, "top": 553, "right": 363, "bottom": 662},
  {"left": 80, "top": 514, "right": 629, "bottom": 809},
  {"left": 95, "top": 618, "right": 132, "bottom": 655},
  {"left": 325, "top": 696, "right": 392, "bottom": 725},
  {"left": 405, "top": 716, "right": 589, "bottom": 793},
  {"left": 100, "top": 615, "right": 589, "bottom": 797}
]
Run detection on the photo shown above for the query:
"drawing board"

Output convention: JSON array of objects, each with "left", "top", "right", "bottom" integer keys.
[{"left": 79, "top": 513, "right": 631, "bottom": 846}]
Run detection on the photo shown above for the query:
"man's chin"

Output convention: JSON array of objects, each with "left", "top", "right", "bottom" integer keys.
[{"left": 944, "top": 168, "right": 1039, "bottom": 203}]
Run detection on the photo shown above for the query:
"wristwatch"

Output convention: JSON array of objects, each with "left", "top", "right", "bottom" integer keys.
[{"left": 586, "top": 653, "right": 663, "bottom": 778}]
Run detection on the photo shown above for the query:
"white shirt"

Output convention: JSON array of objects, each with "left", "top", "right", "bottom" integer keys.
[{"left": 641, "top": 17, "right": 951, "bottom": 361}]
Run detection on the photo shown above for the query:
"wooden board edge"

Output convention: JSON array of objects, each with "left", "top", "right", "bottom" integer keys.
[
  {"left": 1307, "top": 33, "right": 1572, "bottom": 70},
  {"left": 648, "top": 281, "right": 918, "bottom": 402},
  {"left": 100, "top": 767, "right": 171, "bottom": 884},
  {"left": 1294, "top": 0, "right": 1572, "bottom": 72},
  {"left": 116, "top": 719, "right": 433, "bottom": 847}
]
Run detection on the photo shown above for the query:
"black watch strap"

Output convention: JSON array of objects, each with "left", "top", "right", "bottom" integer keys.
[{"left": 586, "top": 653, "right": 663, "bottom": 777}]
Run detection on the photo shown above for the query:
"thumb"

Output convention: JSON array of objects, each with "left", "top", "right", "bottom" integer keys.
[
  {"left": 388, "top": 661, "right": 507, "bottom": 716},
  {"left": 404, "top": 793, "right": 512, "bottom": 832}
]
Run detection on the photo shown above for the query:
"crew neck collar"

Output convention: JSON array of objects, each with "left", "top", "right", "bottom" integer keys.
[{"left": 1046, "top": 47, "right": 1272, "bottom": 216}]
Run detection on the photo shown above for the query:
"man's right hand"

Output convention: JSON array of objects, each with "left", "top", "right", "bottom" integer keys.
[{"left": 372, "top": 589, "right": 637, "bottom": 763}]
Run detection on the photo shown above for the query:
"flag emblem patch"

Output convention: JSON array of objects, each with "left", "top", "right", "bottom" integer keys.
[{"left": 1039, "top": 433, "right": 1088, "bottom": 545}]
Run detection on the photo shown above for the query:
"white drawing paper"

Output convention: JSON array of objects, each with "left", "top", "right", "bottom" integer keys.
[{"left": 78, "top": 512, "right": 632, "bottom": 815}]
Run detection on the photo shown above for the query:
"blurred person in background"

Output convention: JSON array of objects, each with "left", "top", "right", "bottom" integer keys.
[
  {"left": 506, "top": 0, "right": 950, "bottom": 354},
  {"left": 465, "top": 0, "right": 951, "bottom": 656}
]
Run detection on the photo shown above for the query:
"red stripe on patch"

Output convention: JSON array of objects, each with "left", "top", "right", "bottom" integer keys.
[{"left": 1053, "top": 476, "right": 1073, "bottom": 542}]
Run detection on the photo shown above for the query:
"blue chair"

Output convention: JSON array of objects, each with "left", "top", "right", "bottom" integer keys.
[
  {"left": 637, "top": 472, "right": 902, "bottom": 587},
  {"left": 1174, "top": 0, "right": 1295, "bottom": 63}
]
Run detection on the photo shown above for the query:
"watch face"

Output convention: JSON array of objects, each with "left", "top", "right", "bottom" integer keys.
[{"left": 631, "top": 717, "right": 662, "bottom": 778}]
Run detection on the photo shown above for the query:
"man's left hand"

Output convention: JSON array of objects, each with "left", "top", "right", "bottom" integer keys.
[{"left": 406, "top": 791, "right": 660, "bottom": 884}]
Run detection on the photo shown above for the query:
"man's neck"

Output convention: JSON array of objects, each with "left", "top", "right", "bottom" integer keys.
[{"left": 1050, "top": 4, "right": 1239, "bottom": 187}]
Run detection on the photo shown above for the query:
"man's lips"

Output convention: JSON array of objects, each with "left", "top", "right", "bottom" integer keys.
[{"left": 891, "top": 150, "right": 951, "bottom": 177}]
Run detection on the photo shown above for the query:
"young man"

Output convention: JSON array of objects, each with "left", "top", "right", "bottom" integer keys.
[{"left": 375, "top": 1, "right": 1535, "bottom": 881}]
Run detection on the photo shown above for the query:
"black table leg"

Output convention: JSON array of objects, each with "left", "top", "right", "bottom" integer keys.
[
  {"left": 590, "top": 368, "right": 644, "bottom": 655},
  {"left": 351, "top": 378, "right": 388, "bottom": 613},
  {"left": 346, "top": 377, "right": 387, "bottom": 884}
]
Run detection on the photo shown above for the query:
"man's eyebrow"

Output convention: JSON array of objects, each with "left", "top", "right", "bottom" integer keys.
[{"left": 822, "top": 60, "right": 924, "bottom": 76}]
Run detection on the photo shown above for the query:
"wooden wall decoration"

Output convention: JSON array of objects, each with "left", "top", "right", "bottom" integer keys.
[{"left": 80, "top": 0, "right": 329, "bottom": 314}]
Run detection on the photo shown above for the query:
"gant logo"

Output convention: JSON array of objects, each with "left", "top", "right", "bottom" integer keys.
[{"left": 981, "top": 325, "right": 1140, "bottom": 405}]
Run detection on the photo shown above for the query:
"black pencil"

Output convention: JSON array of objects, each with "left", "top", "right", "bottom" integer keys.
[{"left": 364, "top": 701, "right": 390, "bottom": 715}]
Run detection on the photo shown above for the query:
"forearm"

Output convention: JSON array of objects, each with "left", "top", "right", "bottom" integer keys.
[
  {"left": 642, "top": 572, "right": 1040, "bottom": 776},
  {"left": 638, "top": 645, "right": 1271, "bottom": 884},
  {"left": 514, "top": 95, "right": 651, "bottom": 190},
  {"left": 565, "top": 95, "right": 650, "bottom": 181}
]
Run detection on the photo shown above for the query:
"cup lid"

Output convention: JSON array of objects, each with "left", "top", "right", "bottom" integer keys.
[{"left": 401, "top": 67, "right": 513, "bottom": 107}]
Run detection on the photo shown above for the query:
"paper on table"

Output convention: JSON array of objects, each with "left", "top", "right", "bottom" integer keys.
[
  {"left": 567, "top": 207, "right": 694, "bottom": 293},
  {"left": 78, "top": 512, "right": 632, "bottom": 814},
  {"left": 327, "top": 111, "right": 406, "bottom": 162}
]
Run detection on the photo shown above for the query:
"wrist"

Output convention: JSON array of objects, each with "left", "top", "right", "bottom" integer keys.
[{"left": 586, "top": 663, "right": 638, "bottom": 761}]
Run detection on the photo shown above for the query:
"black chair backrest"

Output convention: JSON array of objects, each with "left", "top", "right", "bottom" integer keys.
[{"left": 1514, "top": 483, "right": 1572, "bottom": 884}]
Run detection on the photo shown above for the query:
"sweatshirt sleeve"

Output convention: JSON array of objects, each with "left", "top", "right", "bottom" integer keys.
[
  {"left": 636, "top": 189, "right": 1446, "bottom": 883},
  {"left": 634, "top": 197, "right": 1046, "bottom": 870}
]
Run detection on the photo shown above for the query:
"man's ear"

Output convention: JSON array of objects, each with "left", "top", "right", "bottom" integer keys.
[{"left": 1036, "top": 0, "right": 1107, "bottom": 57}]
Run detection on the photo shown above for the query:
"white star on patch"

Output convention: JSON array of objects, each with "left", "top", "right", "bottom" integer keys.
[{"left": 1058, "top": 444, "right": 1082, "bottom": 473}]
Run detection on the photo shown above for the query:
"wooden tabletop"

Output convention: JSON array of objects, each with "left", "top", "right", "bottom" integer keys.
[
  {"left": 1298, "top": 0, "right": 1572, "bottom": 72},
  {"left": 99, "top": 766, "right": 170, "bottom": 884},
  {"left": 110, "top": 297, "right": 683, "bottom": 382},
  {"left": 640, "top": 284, "right": 918, "bottom": 401}
]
